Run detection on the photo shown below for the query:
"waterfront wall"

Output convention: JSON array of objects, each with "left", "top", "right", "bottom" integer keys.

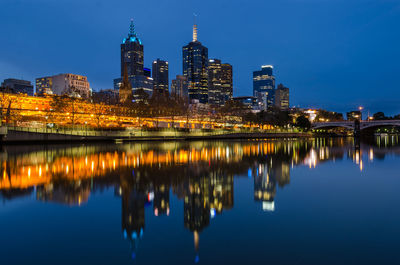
[{"left": 1, "top": 127, "right": 311, "bottom": 143}]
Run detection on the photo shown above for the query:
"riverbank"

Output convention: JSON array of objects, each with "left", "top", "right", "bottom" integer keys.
[{"left": 1, "top": 126, "right": 312, "bottom": 144}]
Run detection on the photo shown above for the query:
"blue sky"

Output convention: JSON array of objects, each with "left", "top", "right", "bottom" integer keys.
[{"left": 0, "top": 0, "right": 399, "bottom": 115}]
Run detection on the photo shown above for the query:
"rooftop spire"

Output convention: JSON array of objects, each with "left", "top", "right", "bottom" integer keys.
[
  {"left": 129, "top": 18, "right": 136, "bottom": 37},
  {"left": 193, "top": 13, "right": 198, "bottom": 42}
]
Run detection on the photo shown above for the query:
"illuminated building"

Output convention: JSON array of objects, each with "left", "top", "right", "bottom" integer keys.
[
  {"left": 92, "top": 89, "right": 119, "bottom": 105},
  {"left": 1, "top": 78, "right": 34, "bottom": 96},
  {"left": 347, "top": 111, "right": 362, "bottom": 121},
  {"left": 233, "top": 96, "right": 257, "bottom": 110},
  {"left": 120, "top": 19, "right": 144, "bottom": 77},
  {"left": 274, "top": 84, "right": 289, "bottom": 109},
  {"left": 253, "top": 65, "right": 275, "bottom": 110},
  {"left": 183, "top": 23, "right": 209, "bottom": 103},
  {"left": 152, "top": 59, "right": 169, "bottom": 94},
  {"left": 207, "top": 59, "right": 233, "bottom": 106},
  {"left": 36, "top": 73, "right": 91, "bottom": 99},
  {"left": 207, "top": 59, "right": 222, "bottom": 105},
  {"left": 171, "top": 75, "right": 188, "bottom": 100},
  {"left": 114, "top": 19, "right": 153, "bottom": 100},
  {"left": 221, "top": 63, "right": 233, "bottom": 104}
]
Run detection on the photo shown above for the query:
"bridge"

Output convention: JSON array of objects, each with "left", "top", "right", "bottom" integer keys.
[{"left": 312, "top": 120, "right": 400, "bottom": 133}]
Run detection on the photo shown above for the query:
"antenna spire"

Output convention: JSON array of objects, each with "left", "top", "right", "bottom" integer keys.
[
  {"left": 193, "top": 13, "right": 198, "bottom": 42},
  {"left": 129, "top": 18, "right": 136, "bottom": 37}
]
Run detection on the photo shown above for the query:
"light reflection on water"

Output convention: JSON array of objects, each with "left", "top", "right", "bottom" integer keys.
[{"left": 0, "top": 136, "right": 399, "bottom": 265}]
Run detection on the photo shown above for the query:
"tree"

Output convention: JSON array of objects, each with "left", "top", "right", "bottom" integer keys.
[
  {"left": 92, "top": 102, "right": 108, "bottom": 128},
  {"left": 295, "top": 115, "right": 311, "bottom": 131},
  {"left": 316, "top": 110, "right": 343, "bottom": 122}
]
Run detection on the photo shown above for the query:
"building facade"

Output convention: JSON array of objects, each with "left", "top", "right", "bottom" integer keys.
[
  {"left": 171, "top": 75, "right": 189, "bottom": 100},
  {"left": 207, "top": 59, "right": 222, "bottom": 105},
  {"left": 115, "top": 20, "right": 153, "bottom": 103},
  {"left": 253, "top": 65, "right": 275, "bottom": 110},
  {"left": 183, "top": 24, "right": 209, "bottom": 104},
  {"left": 233, "top": 96, "right": 257, "bottom": 110},
  {"left": 221, "top": 63, "right": 233, "bottom": 104},
  {"left": 1, "top": 78, "right": 34, "bottom": 96},
  {"left": 152, "top": 59, "right": 169, "bottom": 94},
  {"left": 121, "top": 19, "right": 144, "bottom": 77},
  {"left": 274, "top": 84, "right": 289, "bottom": 109},
  {"left": 36, "top": 74, "right": 91, "bottom": 99}
]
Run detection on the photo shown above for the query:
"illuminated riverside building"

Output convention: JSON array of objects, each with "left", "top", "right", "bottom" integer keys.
[
  {"left": 221, "top": 63, "right": 233, "bottom": 103},
  {"left": 121, "top": 19, "right": 144, "bottom": 77},
  {"left": 208, "top": 59, "right": 222, "bottom": 105},
  {"left": 1, "top": 78, "right": 34, "bottom": 96},
  {"left": 183, "top": 23, "right": 209, "bottom": 103},
  {"left": 171, "top": 75, "right": 189, "bottom": 100},
  {"left": 114, "top": 20, "right": 153, "bottom": 100},
  {"left": 36, "top": 73, "right": 91, "bottom": 99},
  {"left": 274, "top": 84, "right": 289, "bottom": 110},
  {"left": 152, "top": 59, "right": 169, "bottom": 94},
  {"left": 253, "top": 65, "right": 275, "bottom": 110}
]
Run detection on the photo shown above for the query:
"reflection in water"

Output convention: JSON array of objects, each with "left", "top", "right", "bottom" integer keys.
[{"left": 1, "top": 136, "right": 399, "bottom": 261}]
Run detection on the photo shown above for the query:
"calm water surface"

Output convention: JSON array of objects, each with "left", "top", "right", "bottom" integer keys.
[{"left": 0, "top": 137, "right": 399, "bottom": 265}]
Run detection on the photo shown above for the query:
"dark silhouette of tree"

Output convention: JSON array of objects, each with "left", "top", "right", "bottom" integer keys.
[
  {"left": 316, "top": 110, "right": 344, "bottom": 122},
  {"left": 295, "top": 115, "right": 311, "bottom": 131}
]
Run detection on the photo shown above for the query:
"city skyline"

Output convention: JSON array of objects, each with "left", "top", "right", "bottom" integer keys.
[{"left": 0, "top": 0, "right": 399, "bottom": 114}]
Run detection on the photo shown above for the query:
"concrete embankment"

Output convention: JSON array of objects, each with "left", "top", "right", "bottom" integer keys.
[{"left": 1, "top": 127, "right": 312, "bottom": 144}]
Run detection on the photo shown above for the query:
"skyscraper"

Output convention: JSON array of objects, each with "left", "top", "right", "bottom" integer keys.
[
  {"left": 152, "top": 59, "right": 169, "bottom": 94},
  {"left": 253, "top": 65, "right": 275, "bottom": 110},
  {"left": 207, "top": 59, "right": 222, "bottom": 105},
  {"left": 121, "top": 19, "right": 144, "bottom": 77},
  {"left": 183, "top": 23, "right": 208, "bottom": 103},
  {"left": 115, "top": 20, "right": 153, "bottom": 103},
  {"left": 171, "top": 75, "right": 189, "bottom": 100},
  {"left": 208, "top": 60, "right": 233, "bottom": 106},
  {"left": 274, "top": 84, "right": 290, "bottom": 109},
  {"left": 221, "top": 63, "right": 233, "bottom": 104}
]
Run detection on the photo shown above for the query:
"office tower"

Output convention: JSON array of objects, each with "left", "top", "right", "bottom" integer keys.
[
  {"left": 274, "top": 84, "right": 289, "bottom": 109},
  {"left": 36, "top": 74, "right": 91, "bottom": 99},
  {"left": 171, "top": 75, "right": 189, "bottom": 100},
  {"left": 208, "top": 59, "right": 222, "bottom": 105},
  {"left": 1, "top": 78, "right": 34, "bottom": 96},
  {"left": 115, "top": 20, "right": 153, "bottom": 103},
  {"left": 253, "top": 65, "right": 275, "bottom": 110},
  {"left": 221, "top": 63, "right": 233, "bottom": 103},
  {"left": 121, "top": 19, "right": 144, "bottom": 77},
  {"left": 183, "top": 23, "right": 208, "bottom": 103},
  {"left": 152, "top": 59, "right": 169, "bottom": 94},
  {"left": 208, "top": 60, "right": 233, "bottom": 106}
]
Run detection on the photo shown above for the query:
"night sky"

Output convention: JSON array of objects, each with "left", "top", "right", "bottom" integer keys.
[{"left": 1, "top": 0, "right": 399, "bottom": 115}]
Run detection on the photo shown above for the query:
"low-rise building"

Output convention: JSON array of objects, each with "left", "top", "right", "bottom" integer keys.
[
  {"left": 1, "top": 78, "right": 34, "bottom": 96},
  {"left": 36, "top": 73, "right": 91, "bottom": 99}
]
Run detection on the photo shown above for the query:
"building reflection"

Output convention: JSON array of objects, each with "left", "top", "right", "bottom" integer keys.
[{"left": 1, "top": 137, "right": 400, "bottom": 259}]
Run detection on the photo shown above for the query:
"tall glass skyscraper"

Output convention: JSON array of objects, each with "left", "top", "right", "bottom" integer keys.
[
  {"left": 121, "top": 19, "right": 144, "bottom": 77},
  {"left": 152, "top": 59, "right": 169, "bottom": 94},
  {"left": 253, "top": 65, "right": 275, "bottom": 110},
  {"left": 183, "top": 24, "right": 209, "bottom": 104},
  {"left": 115, "top": 20, "right": 153, "bottom": 103},
  {"left": 221, "top": 63, "right": 233, "bottom": 104},
  {"left": 208, "top": 59, "right": 222, "bottom": 105}
]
